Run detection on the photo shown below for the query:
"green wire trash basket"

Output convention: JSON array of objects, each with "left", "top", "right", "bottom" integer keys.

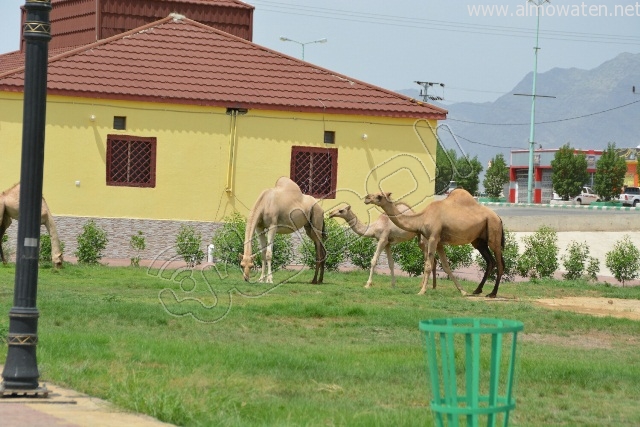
[{"left": 419, "top": 318, "right": 524, "bottom": 427}]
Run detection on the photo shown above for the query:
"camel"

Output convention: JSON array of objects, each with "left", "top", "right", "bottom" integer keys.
[
  {"left": 328, "top": 203, "right": 435, "bottom": 289},
  {"left": 0, "top": 183, "right": 64, "bottom": 268},
  {"left": 364, "top": 189, "right": 505, "bottom": 298},
  {"left": 240, "top": 177, "right": 326, "bottom": 284}
]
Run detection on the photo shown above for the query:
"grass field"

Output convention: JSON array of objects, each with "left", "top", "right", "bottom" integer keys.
[{"left": 1, "top": 263, "right": 640, "bottom": 426}]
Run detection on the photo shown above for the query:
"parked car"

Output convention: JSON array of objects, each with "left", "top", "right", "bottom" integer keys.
[
  {"left": 574, "top": 187, "right": 600, "bottom": 205},
  {"left": 619, "top": 186, "right": 640, "bottom": 207}
]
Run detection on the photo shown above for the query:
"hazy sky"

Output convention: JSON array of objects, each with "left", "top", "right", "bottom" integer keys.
[{"left": 1, "top": 0, "right": 638, "bottom": 103}]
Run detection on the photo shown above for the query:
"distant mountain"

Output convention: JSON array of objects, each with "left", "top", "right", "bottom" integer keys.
[{"left": 396, "top": 52, "right": 640, "bottom": 177}]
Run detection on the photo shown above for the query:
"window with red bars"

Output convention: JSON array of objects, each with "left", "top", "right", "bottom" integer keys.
[
  {"left": 106, "top": 135, "right": 156, "bottom": 188},
  {"left": 290, "top": 146, "right": 338, "bottom": 199}
]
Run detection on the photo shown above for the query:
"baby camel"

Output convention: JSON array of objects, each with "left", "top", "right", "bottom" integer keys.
[
  {"left": 0, "top": 183, "right": 63, "bottom": 268},
  {"left": 364, "top": 189, "right": 505, "bottom": 298},
  {"left": 329, "top": 203, "right": 432, "bottom": 288},
  {"left": 240, "top": 177, "right": 326, "bottom": 284}
]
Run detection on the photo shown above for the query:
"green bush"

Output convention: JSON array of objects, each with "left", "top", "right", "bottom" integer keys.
[
  {"left": 1, "top": 233, "right": 13, "bottom": 264},
  {"left": 391, "top": 238, "right": 424, "bottom": 277},
  {"left": 176, "top": 225, "right": 205, "bottom": 267},
  {"left": 441, "top": 244, "right": 474, "bottom": 271},
  {"left": 391, "top": 239, "right": 473, "bottom": 277},
  {"left": 346, "top": 232, "right": 377, "bottom": 270},
  {"left": 605, "top": 235, "right": 640, "bottom": 286},
  {"left": 129, "top": 231, "right": 146, "bottom": 267},
  {"left": 75, "top": 220, "right": 108, "bottom": 265},
  {"left": 300, "top": 218, "right": 347, "bottom": 271},
  {"left": 39, "top": 234, "right": 65, "bottom": 266},
  {"left": 475, "top": 228, "right": 520, "bottom": 282},
  {"left": 212, "top": 212, "right": 293, "bottom": 272},
  {"left": 561, "top": 241, "right": 599, "bottom": 281},
  {"left": 516, "top": 226, "right": 559, "bottom": 279}
]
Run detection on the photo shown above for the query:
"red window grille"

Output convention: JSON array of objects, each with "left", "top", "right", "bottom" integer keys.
[
  {"left": 106, "top": 135, "right": 157, "bottom": 188},
  {"left": 290, "top": 146, "right": 338, "bottom": 199}
]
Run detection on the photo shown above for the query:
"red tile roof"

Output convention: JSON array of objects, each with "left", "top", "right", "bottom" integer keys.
[{"left": 0, "top": 14, "right": 446, "bottom": 120}]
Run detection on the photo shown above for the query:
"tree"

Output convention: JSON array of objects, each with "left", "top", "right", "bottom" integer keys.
[
  {"left": 435, "top": 144, "right": 456, "bottom": 195},
  {"left": 483, "top": 153, "right": 509, "bottom": 199},
  {"left": 594, "top": 142, "right": 626, "bottom": 201},
  {"left": 455, "top": 154, "right": 483, "bottom": 196},
  {"left": 550, "top": 144, "right": 589, "bottom": 200}
]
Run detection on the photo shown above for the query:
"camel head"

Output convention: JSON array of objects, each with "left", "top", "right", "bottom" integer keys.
[
  {"left": 238, "top": 253, "right": 256, "bottom": 282},
  {"left": 328, "top": 204, "right": 352, "bottom": 219},
  {"left": 364, "top": 192, "right": 393, "bottom": 207}
]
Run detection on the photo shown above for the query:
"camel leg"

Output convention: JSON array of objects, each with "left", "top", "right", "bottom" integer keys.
[
  {"left": 471, "top": 240, "right": 495, "bottom": 295},
  {"left": 263, "top": 226, "right": 278, "bottom": 284},
  {"left": 384, "top": 243, "right": 395, "bottom": 288},
  {"left": 418, "top": 238, "right": 439, "bottom": 295},
  {"left": 366, "top": 237, "right": 387, "bottom": 288},
  {"left": 43, "top": 207, "right": 63, "bottom": 268},
  {"left": 0, "top": 206, "right": 8, "bottom": 264},
  {"left": 486, "top": 251, "right": 505, "bottom": 298},
  {"left": 306, "top": 208, "right": 325, "bottom": 284},
  {"left": 436, "top": 246, "right": 468, "bottom": 296},
  {"left": 256, "top": 230, "right": 269, "bottom": 283}
]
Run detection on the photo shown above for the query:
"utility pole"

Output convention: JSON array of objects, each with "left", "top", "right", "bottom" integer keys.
[
  {"left": 415, "top": 81, "right": 445, "bottom": 102},
  {"left": 513, "top": 0, "right": 554, "bottom": 204}
]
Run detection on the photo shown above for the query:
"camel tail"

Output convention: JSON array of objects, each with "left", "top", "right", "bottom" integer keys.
[{"left": 500, "top": 217, "right": 505, "bottom": 249}]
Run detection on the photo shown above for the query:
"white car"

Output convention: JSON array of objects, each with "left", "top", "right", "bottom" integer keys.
[{"left": 574, "top": 187, "right": 600, "bottom": 205}]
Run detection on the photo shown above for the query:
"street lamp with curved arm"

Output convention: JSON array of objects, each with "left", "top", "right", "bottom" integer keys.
[{"left": 279, "top": 36, "right": 327, "bottom": 60}]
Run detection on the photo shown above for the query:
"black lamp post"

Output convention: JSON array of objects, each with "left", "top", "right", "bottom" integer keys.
[{"left": 1, "top": 0, "right": 52, "bottom": 394}]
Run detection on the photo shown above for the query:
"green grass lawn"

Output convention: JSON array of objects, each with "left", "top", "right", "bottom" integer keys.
[{"left": 1, "top": 263, "right": 640, "bottom": 426}]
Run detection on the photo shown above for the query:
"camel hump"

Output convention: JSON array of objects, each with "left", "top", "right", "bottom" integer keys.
[{"left": 274, "top": 176, "right": 302, "bottom": 193}]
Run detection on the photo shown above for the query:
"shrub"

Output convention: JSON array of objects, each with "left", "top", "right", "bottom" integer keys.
[
  {"left": 300, "top": 218, "right": 348, "bottom": 271},
  {"left": 605, "top": 235, "right": 640, "bottom": 286},
  {"left": 391, "top": 238, "right": 424, "bottom": 277},
  {"left": 176, "top": 225, "right": 205, "bottom": 268},
  {"left": 346, "top": 233, "right": 377, "bottom": 270},
  {"left": 391, "top": 239, "right": 474, "bottom": 277},
  {"left": 212, "top": 212, "right": 293, "bottom": 272},
  {"left": 561, "top": 241, "right": 599, "bottom": 281},
  {"left": 586, "top": 256, "right": 601, "bottom": 282},
  {"left": 475, "top": 228, "right": 520, "bottom": 282},
  {"left": 129, "top": 231, "right": 146, "bottom": 267},
  {"left": 441, "top": 244, "right": 474, "bottom": 271},
  {"left": 75, "top": 220, "right": 108, "bottom": 265},
  {"left": 39, "top": 234, "right": 65, "bottom": 266},
  {"left": 1, "top": 234, "right": 13, "bottom": 264},
  {"left": 516, "top": 226, "right": 559, "bottom": 279}
]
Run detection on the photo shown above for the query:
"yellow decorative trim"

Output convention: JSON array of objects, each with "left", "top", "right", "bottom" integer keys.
[
  {"left": 7, "top": 334, "right": 38, "bottom": 346},
  {"left": 23, "top": 22, "right": 51, "bottom": 34}
]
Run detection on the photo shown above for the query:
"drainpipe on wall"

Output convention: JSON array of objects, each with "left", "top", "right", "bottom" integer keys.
[{"left": 225, "top": 108, "right": 247, "bottom": 194}]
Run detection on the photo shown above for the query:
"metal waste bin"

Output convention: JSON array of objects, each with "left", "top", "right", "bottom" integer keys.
[{"left": 419, "top": 318, "right": 524, "bottom": 427}]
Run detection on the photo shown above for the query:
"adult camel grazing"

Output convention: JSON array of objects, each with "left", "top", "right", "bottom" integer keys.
[
  {"left": 240, "top": 177, "right": 326, "bottom": 284},
  {"left": 0, "top": 183, "right": 64, "bottom": 268},
  {"left": 328, "top": 203, "right": 434, "bottom": 289},
  {"left": 364, "top": 189, "right": 505, "bottom": 297}
]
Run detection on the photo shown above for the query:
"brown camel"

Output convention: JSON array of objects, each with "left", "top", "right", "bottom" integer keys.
[
  {"left": 364, "top": 189, "right": 505, "bottom": 297},
  {"left": 328, "top": 203, "right": 434, "bottom": 289},
  {"left": 240, "top": 177, "right": 326, "bottom": 284},
  {"left": 0, "top": 183, "right": 64, "bottom": 268}
]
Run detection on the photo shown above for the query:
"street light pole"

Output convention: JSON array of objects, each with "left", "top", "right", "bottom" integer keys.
[
  {"left": 526, "top": 0, "right": 549, "bottom": 204},
  {"left": 279, "top": 37, "right": 327, "bottom": 60},
  {"left": 1, "top": 0, "right": 52, "bottom": 395}
]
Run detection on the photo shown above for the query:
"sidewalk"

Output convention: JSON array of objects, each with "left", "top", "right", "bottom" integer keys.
[{"left": 0, "top": 372, "right": 175, "bottom": 427}]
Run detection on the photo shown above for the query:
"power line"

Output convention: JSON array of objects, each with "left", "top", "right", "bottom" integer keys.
[
  {"left": 251, "top": 0, "right": 640, "bottom": 46},
  {"left": 447, "top": 99, "right": 640, "bottom": 126}
]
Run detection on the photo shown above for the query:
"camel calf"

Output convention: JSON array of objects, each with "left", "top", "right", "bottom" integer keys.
[{"left": 0, "top": 183, "right": 64, "bottom": 268}]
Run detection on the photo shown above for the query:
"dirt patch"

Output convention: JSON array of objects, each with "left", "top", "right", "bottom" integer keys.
[{"left": 536, "top": 297, "right": 640, "bottom": 321}]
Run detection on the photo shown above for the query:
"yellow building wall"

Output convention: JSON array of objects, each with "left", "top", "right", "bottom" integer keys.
[{"left": 0, "top": 93, "right": 438, "bottom": 223}]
